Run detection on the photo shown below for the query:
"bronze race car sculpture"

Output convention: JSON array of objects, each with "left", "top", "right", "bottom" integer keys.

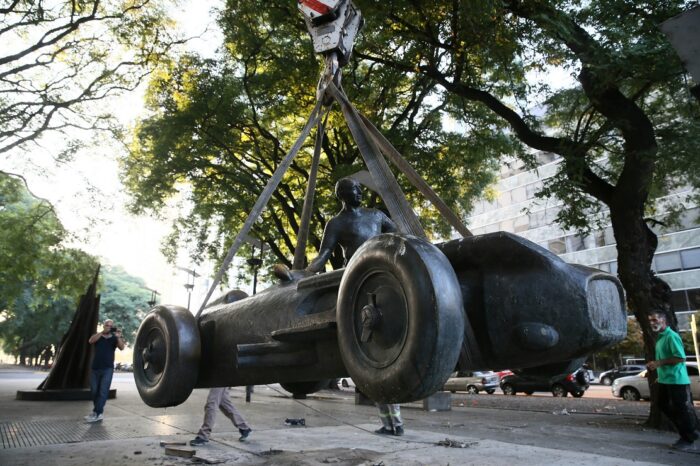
[{"left": 134, "top": 231, "right": 626, "bottom": 407}]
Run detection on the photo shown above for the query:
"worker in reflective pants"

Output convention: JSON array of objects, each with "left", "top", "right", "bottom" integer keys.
[{"left": 376, "top": 403, "right": 404, "bottom": 436}]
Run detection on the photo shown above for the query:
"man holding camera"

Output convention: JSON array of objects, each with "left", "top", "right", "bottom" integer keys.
[{"left": 85, "top": 319, "right": 125, "bottom": 422}]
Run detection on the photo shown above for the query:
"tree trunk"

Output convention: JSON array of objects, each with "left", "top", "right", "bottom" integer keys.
[{"left": 609, "top": 198, "right": 672, "bottom": 428}]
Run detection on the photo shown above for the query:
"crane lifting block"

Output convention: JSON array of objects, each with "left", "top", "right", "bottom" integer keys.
[{"left": 298, "top": 0, "right": 363, "bottom": 66}]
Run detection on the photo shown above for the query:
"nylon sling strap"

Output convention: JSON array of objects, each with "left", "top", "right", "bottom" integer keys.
[
  {"left": 326, "top": 82, "right": 426, "bottom": 239},
  {"left": 196, "top": 99, "right": 324, "bottom": 317},
  {"left": 357, "top": 113, "right": 473, "bottom": 238},
  {"left": 292, "top": 107, "right": 331, "bottom": 270}
]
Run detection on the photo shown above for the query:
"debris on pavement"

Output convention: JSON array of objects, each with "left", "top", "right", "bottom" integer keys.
[
  {"left": 285, "top": 418, "right": 306, "bottom": 426},
  {"left": 164, "top": 446, "right": 196, "bottom": 458},
  {"left": 192, "top": 453, "right": 227, "bottom": 464},
  {"left": 553, "top": 408, "right": 569, "bottom": 415},
  {"left": 160, "top": 441, "right": 187, "bottom": 447},
  {"left": 436, "top": 438, "right": 479, "bottom": 448}
]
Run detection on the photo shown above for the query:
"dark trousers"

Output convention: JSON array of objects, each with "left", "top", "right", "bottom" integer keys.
[
  {"left": 90, "top": 367, "right": 114, "bottom": 415},
  {"left": 659, "top": 383, "right": 699, "bottom": 442}
]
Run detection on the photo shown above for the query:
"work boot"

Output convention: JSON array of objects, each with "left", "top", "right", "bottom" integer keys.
[
  {"left": 189, "top": 436, "right": 208, "bottom": 446},
  {"left": 393, "top": 426, "right": 404, "bottom": 436},
  {"left": 239, "top": 428, "right": 252, "bottom": 441},
  {"left": 374, "top": 426, "right": 394, "bottom": 435}
]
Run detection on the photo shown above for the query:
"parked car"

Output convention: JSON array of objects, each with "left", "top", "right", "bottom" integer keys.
[
  {"left": 612, "top": 363, "right": 700, "bottom": 401},
  {"left": 599, "top": 365, "right": 645, "bottom": 386},
  {"left": 500, "top": 369, "right": 589, "bottom": 397},
  {"left": 496, "top": 369, "right": 514, "bottom": 381},
  {"left": 444, "top": 371, "right": 499, "bottom": 394}
]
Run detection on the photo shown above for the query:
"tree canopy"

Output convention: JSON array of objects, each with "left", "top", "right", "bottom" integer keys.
[
  {"left": 98, "top": 264, "right": 152, "bottom": 343},
  {"left": 0, "top": 171, "right": 98, "bottom": 363},
  {"left": 123, "top": 3, "right": 510, "bottom": 271},
  {"left": 0, "top": 0, "right": 183, "bottom": 156},
  {"left": 0, "top": 173, "right": 151, "bottom": 362}
]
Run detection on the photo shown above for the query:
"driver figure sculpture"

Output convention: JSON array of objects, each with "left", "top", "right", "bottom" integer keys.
[{"left": 307, "top": 177, "right": 404, "bottom": 436}]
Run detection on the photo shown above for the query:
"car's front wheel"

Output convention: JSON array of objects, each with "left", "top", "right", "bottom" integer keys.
[
  {"left": 551, "top": 384, "right": 568, "bottom": 397},
  {"left": 572, "top": 391, "right": 584, "bottom": 398},
  {"left": 600, "top": 376, "right": 612, "bottom": 386},
  {"left": 621, "top": 387, "right": 641, "bottom": 401},
  {"left": 466, "top": 385, "right": 478, "bottom": 394},
  {"left": 485, "top": 389, "right": 495, "bottom": 395},
  {"left": 133, "top": 305, "right": 200, "bottom": 408},
  {"left": 337, "top": 234, "right": 465, "bottom": 404},
  {"left": 502, "top": 383, "right": 516, "bottom": 395}
]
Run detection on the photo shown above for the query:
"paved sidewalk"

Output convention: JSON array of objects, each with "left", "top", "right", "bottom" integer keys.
[{"left": 1, "top": 369, "right": 698, "bottom": 465}]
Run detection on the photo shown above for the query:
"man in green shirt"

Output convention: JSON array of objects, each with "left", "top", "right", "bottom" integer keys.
[{"left": 647, "top": 311, "right": 698, "bottom": 451}]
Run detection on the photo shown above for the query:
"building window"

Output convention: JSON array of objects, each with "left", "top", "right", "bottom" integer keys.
[
  {"left": 536, "top": 152, "right": 558, "bottom": 164},
  {"left": 677, "top": 207, "right": 700, "bottom": 231},
  {"left": 671, "top": 290, "right": 690, "bottom": 312},
  {"left": 511, "top": 186, "right": 527, "bottom": 204},
  {"left": 609, "top": 261, "right": 618, "bottom": 275},
  {"left": 513, "top": 215, "right": 529, "bottom": 233},
  {"left": 688, "top": 288, "right": 700, "bottom": 310},
  {"left": 593, "top": 230, "right": 606, "bottom": 248},
  {"left": 497, "top": 190, "right": 512, "bottom": 208},
  {"left": 566, "top": 234, "right": 586, "bottom": 252},
  {"left": 548, "top": 238, "right": 566, "bottom": 254},
  {"left": 669, "top": 288, "right": 700, "bottom": 312},
  {"left": 681, "top": 248, "right": 700, "bottom": 270},
  {"left": 529, "top": 211, "right": 546, "bottom": 229},
  {"left": 471, "top": 200, "right": 485, "bottom": 216},
  {"left": 526, "top": 183, "right": 539, "bottom": 199},
  {"left": 500, "top": 219, "right": 514, "bottom": 232},
  {"left": 654, "top": 252, "right": 682, "bottom": 273},
  {"left": 604, "top": 227, "right": 615, "bottom": 246}
]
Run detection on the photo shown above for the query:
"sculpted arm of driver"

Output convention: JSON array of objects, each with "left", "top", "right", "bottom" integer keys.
[{"left": 306, "top": 218, "right": 340, "bottom": 273}]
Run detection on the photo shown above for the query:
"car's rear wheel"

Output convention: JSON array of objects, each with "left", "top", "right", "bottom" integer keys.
[
  {"left": 621, "top": 387, "right": 641, "bottom": 401},
  {"left": 133, "top": 305, "right": 200, "bottom": 408},
  {"left": 280, "top": 380, "right": 331, "bottom": 398},
  {"left": 572, "top": 391, "right": 584, "bottom": 398},
  {"left": 466, "top": 385, "right": 478, "bottom": 394},
  {"left": 337, "top": 234, "right": 465, "bottom": 404},
  {"left": 524, "top": 391, "right": 534, "bottom": 395},
  {"left": 551, "top": 384, "right": 568, "bottom": 397},
  {"left": 600, "top": 376, "right": 612, "bottom": 386},
  {"left": 485, "top": 389, "right": 495, "bottom": 395},
  {"left": 502, "top": 383, "right": 516, "bottom": 395}
]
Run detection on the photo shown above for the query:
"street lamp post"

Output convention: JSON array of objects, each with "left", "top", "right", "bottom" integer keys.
[
  {"left": 177, "top": 267, "right": 201, "bottom": 312},
  {"left": 145, "top": 288, "right": 160, "bottom": 307},
  {"left": 245, "top": 238, "right": 265, "bottom": 402}
]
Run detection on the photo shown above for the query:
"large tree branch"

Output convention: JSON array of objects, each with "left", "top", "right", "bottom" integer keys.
[
  {"left": 504, "top": 0, "right": 657, "bottom": 199},
  {"left": 355, "top": 51, "right": 615, "bottom": 204}
]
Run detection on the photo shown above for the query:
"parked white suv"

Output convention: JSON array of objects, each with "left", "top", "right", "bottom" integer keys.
[{"left": 612, "top": 363, "right": 700, "bottom": 401}]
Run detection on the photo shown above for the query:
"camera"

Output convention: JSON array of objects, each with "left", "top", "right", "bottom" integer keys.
[{"left": 110, "top": 327, "right": 119, "bottom": 334}]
